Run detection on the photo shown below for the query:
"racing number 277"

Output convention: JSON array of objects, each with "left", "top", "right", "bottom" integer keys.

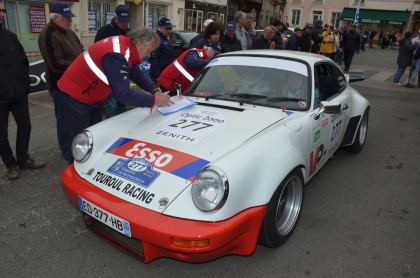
[{"left": 168, "top": 119, "right": 213, "bottom": 131}]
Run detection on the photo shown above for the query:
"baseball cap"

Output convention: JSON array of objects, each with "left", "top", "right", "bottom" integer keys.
[
  {"left": 305, "top": 24, "right": 314, "bottom": 29},
  {"left": 272, "top": 20, "right": 283, "bottom": 26},
  {"left": 115, "top": 5, "right": 130, "bottom": 23},
  {"left": 226, "top": 21, "right": 236, "bottom": 31},
  {"left": 294, "top": 27, "right": 302, "bottom": 32},
  {"left": 159, "top": 17, "right": 174, "bottom": 28},
  {"left": 52, "top": 2, "right": 75, "bottom": 18},
  {"left": 203, "top": 19, "right": 214, "bottom": 27},
  {"left": 207, "top": 41, "right": 221, "bottom": 54}
]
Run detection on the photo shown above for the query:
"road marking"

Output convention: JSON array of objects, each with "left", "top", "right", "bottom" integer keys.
[
  {"left": 28, "top": 99, "right": 54, "bottom": 110},
  {"left": 369, "top": 71, "right": 394, "bottom": 81}
]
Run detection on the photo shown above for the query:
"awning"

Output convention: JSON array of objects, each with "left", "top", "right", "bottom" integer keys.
[{"left": 341, "top": 8, "right": 410, "bottom": 26}]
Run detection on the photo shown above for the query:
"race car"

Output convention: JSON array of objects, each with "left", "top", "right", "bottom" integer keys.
[{"left": 61, "top": 50, "right": 369, "bottom": 263}]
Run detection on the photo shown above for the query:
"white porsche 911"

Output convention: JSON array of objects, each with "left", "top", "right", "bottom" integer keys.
[{"left": 61, "top": 50, "right": 369, "bottom": 263}]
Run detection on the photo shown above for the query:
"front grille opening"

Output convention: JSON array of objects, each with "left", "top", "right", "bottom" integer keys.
[{"left": 83, "top": 213, "right": 145, "bottom": 261}]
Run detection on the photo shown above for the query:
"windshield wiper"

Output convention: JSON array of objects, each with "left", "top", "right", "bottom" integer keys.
[
  {"left": 205, "top": 93, "right": 268, "bottom": 100},
  {"left": 266, "top": 97, "right": 302, "bottom": 103}
]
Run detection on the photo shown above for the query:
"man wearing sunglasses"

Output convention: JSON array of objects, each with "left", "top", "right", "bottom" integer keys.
[
  {"left": 150, "top": 17, "right": 175, "bottom": 83},
  {"left": 0, "top": 3, "right": 45, "bottom": 180}
]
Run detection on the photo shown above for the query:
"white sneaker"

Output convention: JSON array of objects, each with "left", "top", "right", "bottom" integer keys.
[{"left": 393, "top": 82, "right": 403, "bottom": 87}]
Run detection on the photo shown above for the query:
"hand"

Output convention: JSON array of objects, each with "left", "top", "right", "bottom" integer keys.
[{"left": 155, "top": 91, "right": 174, "bottom": 107}]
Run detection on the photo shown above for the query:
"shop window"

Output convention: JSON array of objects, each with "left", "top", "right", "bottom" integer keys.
[
  {"left": 88, "top": 1, "right": 115, "bottom": 31},
  {"left": 3, "top": 1, "right": 47, "bottom": 52},
  {"left": 208, "top": 12, "right": 217, "bottom": 21},
  {"left": 186, "top": 9, "right": 203, "bottom": 32}
]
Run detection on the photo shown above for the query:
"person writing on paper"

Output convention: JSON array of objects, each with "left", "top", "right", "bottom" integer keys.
[
  {"left": 157, "top": 41, "right": 221, "bottom": 95},
  {"left": 58, "top": 27, "right": 173, "bottom": 164}
]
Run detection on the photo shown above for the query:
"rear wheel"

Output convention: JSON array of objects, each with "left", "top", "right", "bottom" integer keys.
[
  {"left": 258, "top": 169, "right": 304, "bottom": 248},
  {"left": 347, "top": 109, "right": 369, "bottom": 153}
]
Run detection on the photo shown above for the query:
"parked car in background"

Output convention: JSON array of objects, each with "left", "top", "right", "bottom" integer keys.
[{"left": 170, "top": 30, "right": 198, "bottom": 57}]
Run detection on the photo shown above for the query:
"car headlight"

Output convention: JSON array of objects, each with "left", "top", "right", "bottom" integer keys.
[
  {"left": 191, "top": 166, "right": 229, "bottom": 212},
  {"left": 71, "top": 131, "right": 93, "bottom": 163}
]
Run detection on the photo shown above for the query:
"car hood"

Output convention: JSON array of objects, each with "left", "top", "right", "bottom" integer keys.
[{"left": 75, "top": 100, "right": 293, "bottom": 212}]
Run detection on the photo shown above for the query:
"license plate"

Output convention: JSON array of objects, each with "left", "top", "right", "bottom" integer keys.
[{"left": 78, "top": 196, "right": 131, "bottom": 237}]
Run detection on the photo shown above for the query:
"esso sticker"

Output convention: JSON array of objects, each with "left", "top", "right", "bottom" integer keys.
[
  {"left": 151, "top": 110, "right": 226, "bottom": 144},
  {"left": 125, "top": 142, "right": 173, "bottom": 167}
]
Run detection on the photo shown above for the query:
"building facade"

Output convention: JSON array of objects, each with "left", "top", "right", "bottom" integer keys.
[{"left": 283, "top": 0, "right": 420, "bottom": 35}]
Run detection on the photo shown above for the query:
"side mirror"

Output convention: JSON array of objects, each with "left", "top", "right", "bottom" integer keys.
[
  {"left": 314, "top": 101, "right": 341, "bottom": 120},
  {"left": 345, "top": 72, "right": 365, "bottom": 83}
]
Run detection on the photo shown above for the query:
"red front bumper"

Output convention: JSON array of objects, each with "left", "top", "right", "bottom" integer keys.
[{"left": 61, "top": 165, "right": 267, "bottom": 263}]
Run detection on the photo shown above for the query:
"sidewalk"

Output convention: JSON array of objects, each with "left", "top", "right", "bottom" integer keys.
[{"left": 346, "top": 46, "right": 417, "bottom": 91}]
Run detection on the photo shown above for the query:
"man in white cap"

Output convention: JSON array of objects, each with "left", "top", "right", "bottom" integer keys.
[{"left": 189, "top": 19, "right": 214, "bottom": 48}]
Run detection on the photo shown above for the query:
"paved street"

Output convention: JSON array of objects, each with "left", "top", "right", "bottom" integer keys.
[{"left": 1, "top": 47, "right": 419, "bottom": 278}]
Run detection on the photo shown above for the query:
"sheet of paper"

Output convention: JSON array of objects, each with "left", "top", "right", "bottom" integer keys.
[{"left": 157, "top": 97, "right": 197, "bottom": 115}]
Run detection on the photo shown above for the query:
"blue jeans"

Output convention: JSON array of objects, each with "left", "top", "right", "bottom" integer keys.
[
  {"left": 49, "top": 89, "right": 71, "bottom": 156},
  {"left": 105, "top": 93, "right": 126, "bottom": 119},
  {"left": 393, "top": 66, "right": 407, "bottom": 83},
  {"left": 61, "top": 92, "right": 102, "bottom": 164},
  {"left": 408, "top": 59, "right": 420, "bottom": 85},
  {"left": 336, "top": 51, "right": 344, "bottom": 64},
  {"left": 391, "top": 41, "right": 396, "bottom": 49}
]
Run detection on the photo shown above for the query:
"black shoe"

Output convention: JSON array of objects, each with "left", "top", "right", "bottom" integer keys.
[{"left": 404, "top": 83, "right": 414, "bottom": 88}]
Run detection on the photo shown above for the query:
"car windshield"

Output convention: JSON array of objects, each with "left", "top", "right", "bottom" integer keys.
[
  {"left": 179, "top": 32, "right": 197, "bottom": 42},
  {"left": 183, "top": 56, "right": 311, "bottom": 111}
]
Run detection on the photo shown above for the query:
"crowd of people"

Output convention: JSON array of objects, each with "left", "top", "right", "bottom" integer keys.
[{"left": 2, "top": 1, "right": 418, "bottom": 180}]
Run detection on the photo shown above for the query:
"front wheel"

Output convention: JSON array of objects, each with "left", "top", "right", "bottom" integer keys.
[{"left": 258, "top": 169, "right": 304, "bottom": 248}]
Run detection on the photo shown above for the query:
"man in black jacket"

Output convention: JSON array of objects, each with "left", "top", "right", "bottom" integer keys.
[
  {"left": 251, "top": 26, "right": 275, "bottom": 49},
  {"left": 0, "top": 4, "right": 45, "bottom": 180},
  {"left": 94, "top": 5, "right": 131, "bottom": 118},
  {"left": 300, "top": 24, "right": 313, "bottom": 52},
  {"left": 149, "top": 18, "right": 174, "bottom": 83},
  {"left": 221, "top": 21, "right": 242, "bottom": 53},
  {"left": 340, "top": 24, "right": 361, "bottom": 72},
  {"left": 311, "top": 20, "right": 323, "bottom": 53}
]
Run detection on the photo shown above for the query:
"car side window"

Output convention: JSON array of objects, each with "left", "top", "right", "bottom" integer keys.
[
  {"left": 315, "top": 63, "right": 340, "bottom": 101},
  {"left": 170, "top": 33, "right": 181, "bottom": 44},
  {"left": 332, "top": 65, "right": 347, "bottom": 93}
]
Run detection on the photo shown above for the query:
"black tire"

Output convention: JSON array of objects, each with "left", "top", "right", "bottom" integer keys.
[
  {"left": 347, "top": 109, "right": 369, "bottom": 153},
  {"left": 258, "top": 169, "right": 304, "bottom": 248}
]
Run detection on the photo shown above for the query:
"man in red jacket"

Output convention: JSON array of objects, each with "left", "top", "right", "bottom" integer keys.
[
  {"left": 157, "top": 41, "right": 221, "bottom": 95},
  {"left": 58, "top": 27, "right": 172, "bottom": 163}
]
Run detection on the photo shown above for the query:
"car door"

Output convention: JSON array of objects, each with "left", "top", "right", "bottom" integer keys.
[{"left": 308, "top": 62, "right": 350, "bottom": 178}]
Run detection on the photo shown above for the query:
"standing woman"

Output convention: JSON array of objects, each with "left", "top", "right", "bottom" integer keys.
[{"left": 193, "top": 22, "right": 223, "bottom": 49}]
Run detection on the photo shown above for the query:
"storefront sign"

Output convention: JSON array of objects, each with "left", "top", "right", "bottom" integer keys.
[
  {"left": 29, "top": 6, "right": 46, "bottom": 33},
  {"left": 342, "top": 17, "right": 405, "bottom": 26}
]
